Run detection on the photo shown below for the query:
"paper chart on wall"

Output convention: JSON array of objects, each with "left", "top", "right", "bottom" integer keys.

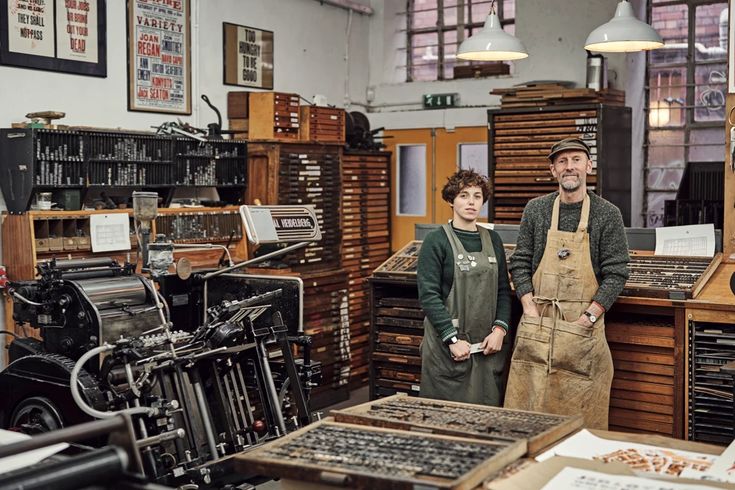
[
  {"left": 536, "top": 430, "right": 716, "bottom": 478},
  {"left": 540, "top": 467, "right": 719, "bottom": 490},
  {"left": 90, "top": 213, "right": 132, "bottom": 252}
]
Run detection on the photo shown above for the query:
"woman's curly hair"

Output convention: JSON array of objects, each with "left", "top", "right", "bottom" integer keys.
[{"left": 441, "top": 169, "right": 490, "bottom": 204}]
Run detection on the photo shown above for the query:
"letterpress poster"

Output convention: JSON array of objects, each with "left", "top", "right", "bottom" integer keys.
[{"left": 128, "top": 0, "right": 191, "bottom": 114}]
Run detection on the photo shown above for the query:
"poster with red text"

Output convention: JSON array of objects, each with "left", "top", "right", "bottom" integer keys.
[{"left": 128, "top": 0, "right": 190, "bottom": 114}]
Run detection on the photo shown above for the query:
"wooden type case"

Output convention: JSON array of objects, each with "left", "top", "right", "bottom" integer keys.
[
  {"left": 332, "top": 393, "right": 582, "bottom": 456},
  {"left": 235, "top": 417, "right": 526, "bottom": 490}
]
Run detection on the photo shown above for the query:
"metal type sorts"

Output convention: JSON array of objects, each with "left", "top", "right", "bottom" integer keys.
[
  {"left": 364, "top": 398, "right": 573, "bottom": 441},
  {"left": 256, "top": 425, "right": 496, "bottom": 479}
]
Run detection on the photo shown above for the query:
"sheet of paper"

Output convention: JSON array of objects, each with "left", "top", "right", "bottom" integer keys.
[
  {"left": 536, "top": 429, "right": 716, "bottom": 477},
  {"left": 0, "top": 429, "right": 68, "bottom": 475},
  {"left": 541, "top": 467, "right": 719, "bottom": 490},
  {"left": 689, "top": 438, "right": 735, "bottom": 483},
  {"left": 470, "top": 342, "right": 484, "bottom": 354},
  {"left": 90, "top": 213, "right": 132, "bottom": 252},
  {"left": 654, "top": 224, "right": 715, "bottom": 257}
]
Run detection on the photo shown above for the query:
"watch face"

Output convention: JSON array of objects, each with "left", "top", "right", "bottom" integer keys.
[{"left": 589, "top": 314, "right": 596, "bottom": 322}]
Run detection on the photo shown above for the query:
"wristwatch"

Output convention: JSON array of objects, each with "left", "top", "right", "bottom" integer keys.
[
  {"left": 583, "top": 311, "right": 598, "bottom": 323},
  {"left": 444, "top": 335, "right": 459, "bottom": 346}
]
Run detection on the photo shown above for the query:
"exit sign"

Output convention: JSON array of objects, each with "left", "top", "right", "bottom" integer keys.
[{"left": 423, "top": 93, "right": 459, "bottom": 109}]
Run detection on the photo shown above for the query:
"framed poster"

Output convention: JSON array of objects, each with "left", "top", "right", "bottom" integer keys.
[
  {"left": 223, "top": 22, "right": 273, "bottom": 89},
  {"left": 0, "top": 0, "right": 106, "bottom": 77},
  {"left": 127, "top": 0, "right": 191, "bottom": 114}
]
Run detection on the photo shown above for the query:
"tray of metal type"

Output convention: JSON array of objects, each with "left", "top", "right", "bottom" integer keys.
[
  {"left": 378, "top": 332, "right": 422, "bottom": 347},
  {"left": 375, "top": 342, "right": 419, "bottom": 357},
  {"left": 235, "top": 418, "right": 525, "bottom": 490},
  {"left": 333, "top": 393, "right": 583, "bottom": 456},
  {"left": 621, "top": 254, "right": 720, "bottom": 300},
  {"left": 373, "top": 241, "right": 423, "bottom": 278},
  {"left": 377, "top": 366, "right": 422, "bottom": 383}
]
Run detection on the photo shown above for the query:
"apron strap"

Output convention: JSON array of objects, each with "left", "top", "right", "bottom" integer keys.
[
  {"left": 550, "top": 196, "right": 561, "bottom": 230},
  {"left": 533, "top": 295, "right": 565, "bottom": 374},
  {"left": 551, "top": 194, "right": 591, "bottom": 233},
  {"left": 577, "top": 194, "right": 591, "bottom": 233}
]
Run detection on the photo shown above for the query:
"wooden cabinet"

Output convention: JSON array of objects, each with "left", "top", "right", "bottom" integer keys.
[
  {"left": 340, "top": 151, "right": 392, "bottom": 390},
  {"left": 247, "top": 142, "right": 342, "bottom": 269},
  {"left": 685, "top": 262, "right": 735, "bottom": 443},
  {"left": 488, "top": 104, "right": 631, "bottom": 225},
  {"left": 1, "top": 207, "right": 248, "bottom": 281}
]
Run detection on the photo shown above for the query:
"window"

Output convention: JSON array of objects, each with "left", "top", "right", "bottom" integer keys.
[
  {"left": 405, "top": 0, "right": 516, "bottom": 82},
  {"left": 397, "top": 145, "right": 427, "bottom": 216},
  {"left": 459, "top": 143, "right": 489, "bottom": 217},
  {"left": 645, "top": 1, "right": 727, "bottom": 227}
]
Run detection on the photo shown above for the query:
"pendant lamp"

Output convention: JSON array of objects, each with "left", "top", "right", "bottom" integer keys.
[
  {"left": 457, "top": 0, "right": 528, "bottom": 61},
  {"left": 585, "top": 0, "right": 663, "bottom": 52}
]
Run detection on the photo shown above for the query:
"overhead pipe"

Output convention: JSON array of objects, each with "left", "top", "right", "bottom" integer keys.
[{"left": 313, "top": 0, "right": 373, "bottom": 15}]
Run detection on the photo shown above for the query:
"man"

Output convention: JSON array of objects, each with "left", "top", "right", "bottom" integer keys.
[{"left": 504, "top": 137, "right": 630, "bottom": 430}]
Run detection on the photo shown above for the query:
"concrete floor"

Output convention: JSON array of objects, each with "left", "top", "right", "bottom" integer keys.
[{"left": 252, "top": 385, "right": 370, "bottom": 489}]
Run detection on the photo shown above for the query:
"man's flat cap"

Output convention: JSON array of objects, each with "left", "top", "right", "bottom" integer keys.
[{"left": 548, "top": 138, "right": 591, "bottom": 161}]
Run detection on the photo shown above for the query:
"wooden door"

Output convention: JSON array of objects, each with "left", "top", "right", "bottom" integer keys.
[{"left": 384, "top": 127, "right": 488, "bottom": 251}]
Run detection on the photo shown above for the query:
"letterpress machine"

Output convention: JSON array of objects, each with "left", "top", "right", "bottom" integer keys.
[{"left": 0, "top": 195, "right": 322, "bottom": 488}]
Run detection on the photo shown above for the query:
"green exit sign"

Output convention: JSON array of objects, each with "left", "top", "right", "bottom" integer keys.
[{"left": 423, "top": 93, "right": 459, "bottom": 109}]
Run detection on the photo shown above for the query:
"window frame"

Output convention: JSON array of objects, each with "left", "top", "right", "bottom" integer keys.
[
  {"left": 644, "top": 0, "right": 727, "bottom": 227},
  {"left": 405, "top": 0, "right": 515, "bottom": 82}
]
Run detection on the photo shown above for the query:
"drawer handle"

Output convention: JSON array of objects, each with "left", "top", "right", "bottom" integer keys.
[{"left": 535, "top": 177, "right": 554, "bottom": 182}]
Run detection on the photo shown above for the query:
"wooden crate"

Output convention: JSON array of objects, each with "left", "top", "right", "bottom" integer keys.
[
  {"left": 332, "top": 393, "right": 582, "bottom": 456},
  {"left": 247, "top": 92, "right": 301, "bottom": 141},
  {"left": 227, "top": 91, "right": 249, "bottom": 119},
  {"left": 299, "top": 105, "right": 346, "bottom": 143},
  {"left": 235, "top": 418, "right": 526, "bottom": 490}
]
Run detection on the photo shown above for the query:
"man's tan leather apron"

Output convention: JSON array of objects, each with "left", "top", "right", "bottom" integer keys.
[
  {"left": 420, "top": 224, "right": 510, "bottom": 406},
  {"left": 504, "top": 195, "right": 614, "bottom": 429}
]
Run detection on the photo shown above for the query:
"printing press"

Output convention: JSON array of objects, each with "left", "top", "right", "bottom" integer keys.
[{"left": 0, "top": 196, "right": 322, "bottom": 489}]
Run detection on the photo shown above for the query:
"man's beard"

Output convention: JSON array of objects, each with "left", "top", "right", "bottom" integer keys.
[{"left": 560, "top": 173, "right": 581, "bottom": 192}]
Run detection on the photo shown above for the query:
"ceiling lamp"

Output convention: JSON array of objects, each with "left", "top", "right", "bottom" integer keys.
[
  {"left": 457, "top": 0, "right": 528, "bottom": 61},
  {"left": 585, "top": 0, "right": 663, "bottom": 53}
]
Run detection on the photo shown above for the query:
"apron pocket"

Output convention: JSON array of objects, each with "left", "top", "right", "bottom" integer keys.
[
  {"left": 538, "top": 270, "right": 583, "bottom": 299},
  {"left": 551, "top": 319, "right": 594, "bottom": 378},
  {"left": 511, "top": 314, "right": 550, "bottom": 366}
]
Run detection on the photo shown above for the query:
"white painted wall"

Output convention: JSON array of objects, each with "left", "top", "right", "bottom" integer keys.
[
  {"left": 0, "top": 0, "right": 372, "bottom": 363},
  {"left": 0, "top": 0, "right": 371, "bottom": 129}
]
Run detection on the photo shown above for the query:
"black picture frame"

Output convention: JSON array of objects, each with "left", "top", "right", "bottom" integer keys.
[
  {"left": 222, "top": 22, "right": 274, "bottom": 90},
  {"left": 0, "top": 0, "right": 107, "bottom": 77}
]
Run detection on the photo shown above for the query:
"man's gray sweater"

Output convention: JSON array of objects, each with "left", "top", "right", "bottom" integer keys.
[{"left": 509, "top": 190, "right": 630, "bottom": 311}]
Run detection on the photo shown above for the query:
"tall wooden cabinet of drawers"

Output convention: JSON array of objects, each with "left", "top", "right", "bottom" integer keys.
[
  {"left": 341, "top": 151, "right": 392, "bottom": 390},
  {"left": 488, "top": 104, "right": 632, "bottom": 225}
]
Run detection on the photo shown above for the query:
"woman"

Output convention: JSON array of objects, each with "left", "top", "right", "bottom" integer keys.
[{"left": 417, "top": 169, "right": 512, "bottom": 405}]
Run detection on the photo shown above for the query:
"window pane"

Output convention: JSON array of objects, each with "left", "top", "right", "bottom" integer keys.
[
  {"left": 471, "top": 2, "right": 491, "bottom": 24},
  {"left": 648, "top": 67, "right": 686, "bottom": 127},
  {"left": 647, "top": 129, "right": 685, "bottom": 167},
  {"left": 503, "top": 0, "right": 515, "bottom": 20},
  {"left": 459, "top": 143, "right": 489, "bottom": 217},
  {"left": 689, "top": 128, "right": 726, "bottom": 162},
  {"left": 649, "top": 4, "right": 688, "bottom": 65},
  {"left": 411, "top": 1, "right": 438, "bottom": 29},
  {"left": 646, "top": 192, "right": 676, "bottom": 228},
  {"left": 646, "top": 167, "right": 684, "bottom": 192},
  {"left": 694, "top": 3, "right": 728, "bottom": 62},
  {"left": 444, "top": 30, "right": 458, "bottom": 79},
  {"left": 410, "top": 32, "right": 438, "bottom": 81},
  {"left": 694, "top": 63, "right": 726, "bottom": 122},
  {"left": 398, "top": 145, "right": 427, "bottom": 216}
]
